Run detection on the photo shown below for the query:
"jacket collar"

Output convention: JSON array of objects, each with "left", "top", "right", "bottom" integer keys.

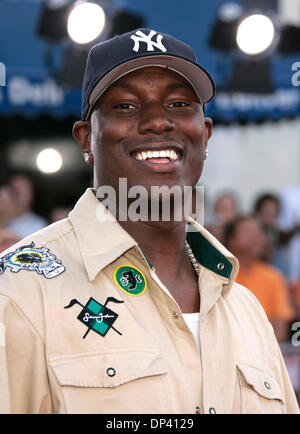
[
  {"left": 69, "top": 188, "right": 137, "bottom": 281},
  {"left": 69, "top": 188, "right": 239, "bottom": 293},
  {"left": 186, "top": 217, "right": 239, "bottom": 296}
]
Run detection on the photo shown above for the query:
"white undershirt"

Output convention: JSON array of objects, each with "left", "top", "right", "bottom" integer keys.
[
  {"left": 182, "top": 312, "right": 201, "bottom": 354},
  {"left": 149, "top": 269, "right": 201, "bottom": 355}
]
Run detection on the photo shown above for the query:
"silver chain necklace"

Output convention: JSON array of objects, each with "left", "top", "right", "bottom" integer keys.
[{"left": 185, "top": 241, "right": 200, "bottom": 277}]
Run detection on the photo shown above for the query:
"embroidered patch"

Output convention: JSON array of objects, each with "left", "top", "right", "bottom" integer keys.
[
  {"left": 0, "top": 242, "right": 65, "bottom": 279},
  {"left": 113, "top": 265, "right": 147, "bottom": 296},
  {"left": 64, "top": 297, "right": 124, "bottom": 339}
]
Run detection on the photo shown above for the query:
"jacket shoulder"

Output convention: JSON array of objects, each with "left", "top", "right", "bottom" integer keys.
[
  {"left": 230, "top": 281, "right": 268, "bottom": 314},
  {"left": 0, "top": 217, "right": 74, "bottom": 295},
  {"left": 227, "top": 281, "right": 274, "bottom": 334},
  {"left": 0, "top": 218, "right": 76, "bottom": 336}
]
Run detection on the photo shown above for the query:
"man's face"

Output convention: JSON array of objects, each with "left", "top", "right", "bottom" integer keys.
[{"left": 80, "top": 67, "right": 212, "bottom": 194}]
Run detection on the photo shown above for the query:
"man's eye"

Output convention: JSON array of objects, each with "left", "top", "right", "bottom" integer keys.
[
  {"left": 113, "top": 103, "right": 136, "bottom": 110},
  {"left": 168, "top": 101, "right": 190, "bottom": 108}
]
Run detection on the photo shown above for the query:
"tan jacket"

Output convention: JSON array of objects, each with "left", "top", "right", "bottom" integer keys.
[{"left": 0, "top": 189, "right": 299, "bottom": 414}]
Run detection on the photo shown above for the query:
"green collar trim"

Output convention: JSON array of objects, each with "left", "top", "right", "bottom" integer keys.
[
  {"left": 186, "top": 230, "right": 233, "bottom": 279},
  {"left": 138, "top": 246, "right": 153, "bottom": 268},
  {"left": 138, "top": 230, "right": 233, "bottom": 279}
]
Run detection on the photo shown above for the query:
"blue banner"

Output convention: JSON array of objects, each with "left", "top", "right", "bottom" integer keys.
[
  {"left": 0, "top": 71, "right": 81, "bottom": 118},
  {"left": 0, "top": 0, "right": 300, "bottom": 121},
  {"left": 206, "top": 88, "right": 300, "bottom": 122}
]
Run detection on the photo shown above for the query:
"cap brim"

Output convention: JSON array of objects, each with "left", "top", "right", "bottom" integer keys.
[{"left": 86, "top": 54, "right": 215, "bottom": 119}]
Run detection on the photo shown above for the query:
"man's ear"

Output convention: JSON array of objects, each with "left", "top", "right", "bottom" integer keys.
[
  {"left": 204, "top": 117, "right": 213, "bottom": 144},
  {"left": 72, "top": 120, "right": 91, "bottom": 155}
]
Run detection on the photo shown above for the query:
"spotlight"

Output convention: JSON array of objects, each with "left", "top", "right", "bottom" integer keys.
[
  {"left": 209, "top": 2, "right": 242, "bottom": 53},
  {"left": 67, "top": 2, "right": 106, "bottom": 44},
  {"left": 36, "top": 148, "right": 63, "bottom": 174},
  {"left": 36, "top": 1, "right": 145, "bottom": 87},
  {"left": 58, "top": 7, "right": 145, "bottom": 87},
  {"left": 36, "top": 0, "right": 72, "bottom": 42},
  {"left": 209, "top": 0, "right": 300, "bottom": 97},
  {"left": 209, "top": 3, "right": 281, "bottom": 57},
  {"left": 236, "top": 14, "right": 276, "bottom": 55}
]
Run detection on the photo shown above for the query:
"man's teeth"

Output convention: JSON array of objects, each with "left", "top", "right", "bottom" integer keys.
[{"left": 134, "top": 149, "right": 179, "bottom": 161}]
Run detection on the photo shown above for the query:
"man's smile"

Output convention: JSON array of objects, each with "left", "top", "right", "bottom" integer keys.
[
  {"left": 129, "top": 146, "right": 183, "bottom": 172},
  {"left": 133, "top": 148, "right": 181, "bottom": 162}
]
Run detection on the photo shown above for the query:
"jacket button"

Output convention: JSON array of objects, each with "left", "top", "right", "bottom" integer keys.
[
  {"left": 195, "top": 406, "right": 201, "bottom": 414},
  {"left": 217, "top": 262, "right": 225, "bottom": 271},
  {"left": 106, "top": 367, "right": 116, "bottom": 377},
  {"left": 209, "top": 407, "right": 216, "bottom": 414},
  {"left": 264, "top": 381, "right": 271, "bottom": 389},
  {"left": 173, "top": 312, "right": 179, "bottom": 319}
]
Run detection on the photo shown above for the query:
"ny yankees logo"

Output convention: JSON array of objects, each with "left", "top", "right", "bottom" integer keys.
[{"left": 130, "top": 30, "right": 167, "bottom": 53}]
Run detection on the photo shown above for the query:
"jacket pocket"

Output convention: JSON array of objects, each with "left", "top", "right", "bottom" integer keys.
[
  {"left": 49, "top": 348, "right": 168, "bottom": 413},
  {"left": 236, "top": 361, "right": 286, "bottom": 414}
]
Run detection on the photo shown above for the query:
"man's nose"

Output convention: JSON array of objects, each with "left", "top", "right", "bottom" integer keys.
[{"left": 138, "top": 102, "right": 175, "bottom": 134}]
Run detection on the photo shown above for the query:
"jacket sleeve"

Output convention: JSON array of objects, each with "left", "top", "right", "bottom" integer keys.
[{"left": 0, "top": 294, "right": 52, "bottom": 414}]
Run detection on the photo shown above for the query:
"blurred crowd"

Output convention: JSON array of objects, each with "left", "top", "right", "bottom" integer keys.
[
  {"left": 0, "top": 174, "right": 70, "bottom": 252},
  {"left": 206, "top": 189, "right": 300, "bottom": 343},
  {"left": 0, "top": 174, "right": 300, "bottom": 344}
]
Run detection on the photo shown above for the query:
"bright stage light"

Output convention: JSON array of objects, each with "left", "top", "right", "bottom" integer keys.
[
  {"left": 67, "top": 2, "right": 106, "bottom": 44},
  {"left": 36, "top": 148, "right": 63, "bottom": 174},
  {"left": 236, "top": 14, "right": 275, "bottom": 55}
]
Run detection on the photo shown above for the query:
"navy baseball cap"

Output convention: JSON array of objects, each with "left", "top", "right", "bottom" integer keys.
[{"left": 82, "top": 28, "right": 215, "bottom": 120}]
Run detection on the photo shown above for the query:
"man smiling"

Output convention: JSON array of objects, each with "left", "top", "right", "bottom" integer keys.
[
  {"left": 73, "top": 63, "right": 212, "bottom": 313},
  {"left": 0, "top": 29, "right": 299, "bottom": 414}
]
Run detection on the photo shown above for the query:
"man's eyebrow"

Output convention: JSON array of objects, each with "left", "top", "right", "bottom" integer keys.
[
  {"left": 167, "top": 82, "right": 203, "bottom": 104},
  {"left": 109, "top": 82, "right": 134, "bottom": 90},
  {"left": 108, "top": 82, "right": 193, "bottom": 90},
  {"left": 167, "top": 82, "right": 192, "bottom": 90},
  {"left": 107, "top": 80, "right": 202, "bottom": 103}
]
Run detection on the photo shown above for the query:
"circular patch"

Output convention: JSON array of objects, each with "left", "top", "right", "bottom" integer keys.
[
  {"left": 113, "top": 264, "right": 147, "bottom": 296},
  {"left": 9, "top": 249, "right": 46, "bottom": 267}
]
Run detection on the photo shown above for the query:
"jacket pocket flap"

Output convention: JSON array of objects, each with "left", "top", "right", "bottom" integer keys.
[
  {"left": 237, "top": 362, "right": 284, "bottom": 402},
  {"left": 50, "top": 349, "right": 167, "bottom": 388}
]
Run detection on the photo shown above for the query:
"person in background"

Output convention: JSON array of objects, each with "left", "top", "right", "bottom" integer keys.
[
  {"left": 277, "top": 186, "right": 300, "bottom": 284},
  {"left": 254, "top": 193, "right": 280, "bottom": 258},
  {"left": 7, "top": 174, "right": 47, "bottom": 238},
  {"left": 275, "top": 186, "right": 300, "bottom": 327},
  {"left": 206, "top": 191, "right": 239, "bottom": 241},
  {"left": 253, "top": 193, "right": 300, "bottom": 273},
  {"left": 49, "top": 206, "right": 71, "bottom": 224},
  {"left": 290, "top": 281, "right": 300, "bottom": 321},
  {"left": 223, "top": 216, "right": 295, "bottom": 343},
  {"left": 0, "top": 186, "right": 21, "bottom": 252},
  {"left": 0, "top": 185, "right": 20, "bottom": 227},
  {"left": 0, "top": 227, "right": 19, "bottom": 253}
]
